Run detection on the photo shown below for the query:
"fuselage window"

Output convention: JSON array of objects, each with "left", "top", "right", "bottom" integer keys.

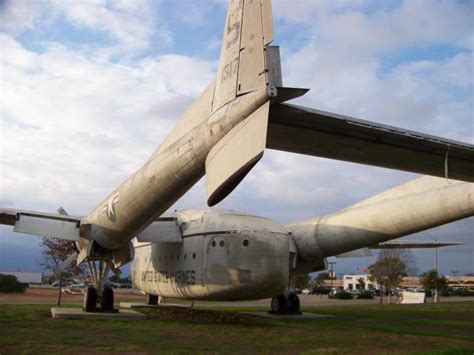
[
  {"left": 211, "top": 240, "right": 216, "bottom": 247},
  {"left": 243, "top": 239, "right": 249, "bottom": 247},
  {"left": 219, "top": 240, "right": 225, "bottom": 247},
  {"left": 192, "top": 253, "right": 196, "bottom": 259},
  {"left": 184, "top": 254, "right": 187, "bottom": 259}
]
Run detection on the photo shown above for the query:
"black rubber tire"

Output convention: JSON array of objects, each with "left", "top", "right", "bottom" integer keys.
[
  {"left": 288, "top": 293, "right": 300, "bottom": 313},
  {"left": 147, "top": 294, "right": 159, "bottom": 305},
  {"left": 101, "top": 287, "right": 114, "bottom": 311},
  {"left": 83, "top": 286, "right": 97, "bottom": 312},
  {"left": 271, "top": 295, "right": 288, "bottom": 313}
]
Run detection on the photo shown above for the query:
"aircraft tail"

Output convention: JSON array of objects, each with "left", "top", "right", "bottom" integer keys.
[{"left": 212, "top": 0, "right": 274, "bottom": 112}]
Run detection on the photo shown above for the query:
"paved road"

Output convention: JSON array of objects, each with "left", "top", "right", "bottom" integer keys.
[{"left": 1, "top": 287, "right": 472, "bottom": 307}]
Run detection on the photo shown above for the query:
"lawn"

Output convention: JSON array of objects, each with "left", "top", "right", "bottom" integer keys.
[{"left": 0, "top": 302, "right": 473, "bottom": 353}]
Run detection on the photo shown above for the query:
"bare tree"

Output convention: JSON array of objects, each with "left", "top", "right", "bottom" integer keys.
[
  {"left": 379, "top": 249, "right": 417, "bottom": 276},
  {"left": 40, "top": 238, "right": 85, "bottom": 278}
]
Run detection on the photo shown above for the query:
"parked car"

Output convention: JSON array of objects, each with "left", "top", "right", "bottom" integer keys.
[
  {"left": 310, "top": 286, "right": 331, "bottom": 295},
  {"left": 62, "top": 284, "right": 85, "bottom": 294}
]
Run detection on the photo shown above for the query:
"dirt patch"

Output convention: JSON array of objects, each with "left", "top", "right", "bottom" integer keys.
[
  {"left": 144, "top": 306, "right": 271, "bottom": 325},
  {"left": 0, "top": 286, "right": 144, "bottom": 303}
]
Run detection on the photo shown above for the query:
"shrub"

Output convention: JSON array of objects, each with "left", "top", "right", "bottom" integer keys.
[
  {"left": 453, "top": 288, "right": 474, "bottom": 297},
  {"left": 329, "top": 290, "right": 353, "bottom": 300},
  {"left": 0, "top": 274, "right": 27, "bottom": 293},
  {"left": 357, "top": 291, "right": 374, "bottom": 299}
]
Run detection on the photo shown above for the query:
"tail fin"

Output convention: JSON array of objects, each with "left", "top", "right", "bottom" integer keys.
[{"left": 213, "top": 0, "right": 274, "bottom": 112}]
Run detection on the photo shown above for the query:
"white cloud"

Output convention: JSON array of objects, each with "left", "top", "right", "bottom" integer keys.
[
  {"left": 0, "top": 0, "right": 44, "bottom": 35},
  {"left": 0, "top": 0, "right": 170, "bottom": 57},
  {"left": 274, "top": 0, "right": 473, "bottom": 53},
  {"left": 0, "top": 34, "right": 216, "bottom": 213}
]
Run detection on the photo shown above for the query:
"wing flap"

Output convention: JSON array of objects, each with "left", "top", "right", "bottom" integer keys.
[
  {"left": 267, "top": 103, "right": 474, "bottom": 182},
  {"left": 1, "top": 207, "right": 81, "bottom": 241}
]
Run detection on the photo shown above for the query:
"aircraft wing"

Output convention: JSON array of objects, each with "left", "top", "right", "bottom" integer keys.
[
  {"left": 267, "top": 103, "right": 474, "bottom": 182},
  {"left": 0, "top": 207, "right": 82, "bottom": 241},
  {"left": 371, "top": 241, "right": 463, "bottom": 249}
]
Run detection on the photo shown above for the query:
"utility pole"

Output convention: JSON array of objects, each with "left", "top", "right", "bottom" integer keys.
[
  {"left": 434, "top": 240, "right": 439, "bottom": 303},
  {"left": 328, "top": 262, "right": 337, "bottom": 290}
]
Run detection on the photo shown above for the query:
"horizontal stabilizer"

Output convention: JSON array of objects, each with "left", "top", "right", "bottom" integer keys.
[
  {"left": 1, "top": 208, "right": 81, "bottom": 241},
  {"left": 206, "top": 101, "right": 269, "bottom": 206},
  {"left": 336, "top": 248, "right": 372, "bottom": 258},
  {"left": 268, "top": 103, "right": 474, "bottom": 182},
  {"left": 137, "top": 217, "right": 182, "bottom": 243},
  {"left": 371, "top": 241, "right": 463, "bottom": 249},
  {"left": 271, "top": 87, "right": 309, "bottom": 104}
]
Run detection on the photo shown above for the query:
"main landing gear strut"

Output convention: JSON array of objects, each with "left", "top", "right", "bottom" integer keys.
[
  {"left": 270, "top": 293, "right": 301, "bottom": 314},
  {"left": 83, "top": 260, "right": 116, "bottom": 312}
]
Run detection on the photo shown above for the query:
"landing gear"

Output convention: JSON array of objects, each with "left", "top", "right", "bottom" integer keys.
[
  {"left": 271, "top": 295, "right": 288, "bottom": 313},
  {"left": 270, "top": 293, "right": 301, "bottom": 314},
  {"left": 147, "top": 294, "right": 159, "bottom": 305},
  {"left": 288, "top": 293, "right": 300, "bottom": 313},
  {"left": 101, "top": 287, "right": 114, "bottom": 311},
  {"left": 82, "top": 259, "right": 116, "bottom": 312},
  {"left": 83, "top": 286, "right": 97, "bottom": 312}
]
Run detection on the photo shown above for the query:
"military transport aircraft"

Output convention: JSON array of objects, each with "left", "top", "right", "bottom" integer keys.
[{"left": 1, "top": 0, "right": 473, "bottom": 314}]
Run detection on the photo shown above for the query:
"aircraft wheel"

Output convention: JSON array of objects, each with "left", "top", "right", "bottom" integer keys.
[
  {"left": 288, "top": 293, "right": 300, "bottom": 313},
  {"left": 101, "top": 287, "right": 114, "bottom": 311},
  {"left": 147, "top": 294, "right": 159, "bottom": 305},
  {"left": 271, "top": 295, "right": 288, "bottom": 313},
  {"left": 83, "top": 286, "right": 97, "bottom": 312}
]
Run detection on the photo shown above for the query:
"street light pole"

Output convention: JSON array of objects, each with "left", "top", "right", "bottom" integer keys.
[
  {"left": 328, "top": 262, "right": 337, "bottom": 290},
  {"left": 434, "top": 240, "right": 439, "bottom": 303}
]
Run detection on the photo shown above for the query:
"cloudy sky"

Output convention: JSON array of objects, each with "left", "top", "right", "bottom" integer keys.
[{"left": 0, "top": 0, "right": 472, "bottom": 277}]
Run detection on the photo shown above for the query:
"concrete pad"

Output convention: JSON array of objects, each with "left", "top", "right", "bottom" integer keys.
[
  {"left": 242, "top": 312, "right": 333, "bottom": 320},
  {"left": 120, "top": 302, "right": 190, "bottom": 309},
  {"left": 51, "top": 307, "right": 146, "bottom": 320}
]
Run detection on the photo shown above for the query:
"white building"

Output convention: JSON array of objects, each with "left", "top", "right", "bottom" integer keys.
[
  {"left": 343, "top": 274, "right": 378, "bottom": 291},
  {"left": 0, "top": 271, "right": 43, "bottom": 284}
]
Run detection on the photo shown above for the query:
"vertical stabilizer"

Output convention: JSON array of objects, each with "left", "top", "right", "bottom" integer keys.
[{"left": 213, "top": 0, "right": 274, "bottom": 112}]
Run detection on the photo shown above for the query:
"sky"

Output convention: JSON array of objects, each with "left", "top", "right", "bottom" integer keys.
[{"left": 0, "top": 0, "right": 473, "bottom": 278}]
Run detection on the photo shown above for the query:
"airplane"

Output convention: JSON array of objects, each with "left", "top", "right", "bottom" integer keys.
[{"left": 0, "top": 0, "right": 473, "bottom": 314}]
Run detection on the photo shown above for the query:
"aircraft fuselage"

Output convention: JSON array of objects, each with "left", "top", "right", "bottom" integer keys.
[
  {"left": 85, "top": 84, "right": 271, "bottom": 251},
  {"left": 131, "top": 210, "right": 290, "bottom": 300}
]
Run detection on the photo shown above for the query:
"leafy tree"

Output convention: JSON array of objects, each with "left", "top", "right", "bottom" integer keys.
[
  {"left": 368, "top": 256, "right": 407, "bottom": 304},
  {"left": 108, "top": 275, "right": 131, "bottom": 284},
  {"left": 0, "top": 274, "right": 27, "bottom": 293},
  {"left": 357, "top": 277, "right": 366, "bottom": 290},
  {"left": 291, "top": 273, "right": 311, "bottom": 290},
  {"left": 420, "top": 269, "right": 447, "bottom": 301},
  {"left": 315, "top": 272, "right": 330, "bottom": 285}
]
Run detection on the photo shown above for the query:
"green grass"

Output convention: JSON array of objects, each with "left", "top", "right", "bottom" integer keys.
[{"left": 0, "top": 302, "right": 473, "bottom": 353}]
